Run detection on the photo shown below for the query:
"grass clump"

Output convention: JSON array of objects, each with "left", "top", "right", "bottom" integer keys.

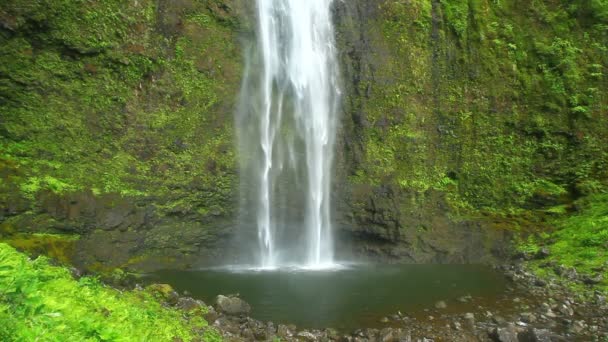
[
  {"left": 521, "top": 194, "right": 608, "bottom": 293},
  {"left": 0, "top": 243, "right": 220, "bottom": 341},
  {"left": 548, "top": 194, "right": 608, "bottom": 274}
]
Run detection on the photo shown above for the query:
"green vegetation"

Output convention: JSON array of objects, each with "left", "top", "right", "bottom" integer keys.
[
  {"left": 346, "top": 0, "right": 607, "bottom": 217},
  {"left": 0, "top": 232, "right": 78, "bottom": 264},
  {"left": 0, "top": 243, "right": 220, "bottom": 341},
  {"left": 522, "top": 194, "right": 608, "bottom": 291},
  {"left": 0, "top": 0, "right": 240, "bottom": 216}
]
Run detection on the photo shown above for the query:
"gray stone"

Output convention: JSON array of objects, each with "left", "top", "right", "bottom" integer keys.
[
  {"left": 241, "top": 328, "right": 255, "bottom": 340},
  {"left": 277, "top": 324, "right": 293, "bottom": 338},
  {"left": 490, "top": 324, "right": 519, "bottom": 342},
  {"left": 296, "top": 331, "right": 317, "bottom": 341},
  {"left": 582, "top": 274, "right": 603, "bottom": 285},
  {"left": 379, "top": 328, "right": 396, "bottom": 342},
  {"left": 569, "top": 320, "right": 586, "bottom": 334},
  {"left": 520, "top": 328, "right": 564, "bottom": 342},
  {"left": 557, "top": 303, "right": 573, "bottom": 317},
  {"left": 457, "top": 295, "right": 473, "bottom": 303},
  {"left": 520, "top": 312, "right": 537, "bottom": 324},
  {"left": 215, "top": 295, "right": 251, "bottom": 315},
  {"left": 535, "top": 247, "right": 550, "bottom": 259},
  {"left": 492, "top": 315, "right": 507, "bottom": 325},
  {"left": 464, "top": 313, "right": 475, "bottom": 330},
  {"left": 176, "top": 297, "right": 204, "bottom": 312},
  {"left": 434, "top": 301, "right": 447, "bottom": 309}
]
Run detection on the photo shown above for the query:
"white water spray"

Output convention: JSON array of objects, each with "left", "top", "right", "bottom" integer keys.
[{"left": 237, "top": 0, "right": 340, "bottom": 268}]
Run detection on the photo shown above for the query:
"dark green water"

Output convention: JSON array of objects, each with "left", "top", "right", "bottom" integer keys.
[{"left": 148, "top": 264, "right": 506, "bottom": 330}]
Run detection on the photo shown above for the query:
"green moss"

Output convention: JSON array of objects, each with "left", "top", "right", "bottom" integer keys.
[
  {"left": 0, "top": 243, "right": 221, "bottom": 341},
  {"left": 0, "top": 233, "right": 79, "bottom": 265},
  {"left": 522, "top": 194, "right": 608, "bottom": 293},
  {"left": 346, "top": 0, "right": 607, "bottom": 221},
  {"left": 0, "top": 0, "right": 241, "bottom": 217}
]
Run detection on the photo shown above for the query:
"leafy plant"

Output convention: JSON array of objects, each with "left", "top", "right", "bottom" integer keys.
[{"left": 0, "top": 243, "right": 221, "bottom": 341}]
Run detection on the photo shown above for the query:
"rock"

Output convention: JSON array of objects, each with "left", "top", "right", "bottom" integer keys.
[
  {"left": 463, "top": 313, "right": 475, "bottom": 330},
  {"left": 213, "top": 316, "right": 240, "bottom": 335},
  {"left": 177, "top": 297, "right": 204, "bottom": 312},
  {"left": 69, "top": 267, "right": 82, "bottom": 278},
  {"left": 379, "top": 328, "right": 396, "bottom": 341},
  {"left": 554, "top": 266, "right": 578, "bottom": 280},
  {"left": 489, "top": 324, "right": 519, "bottom": 342},
  {"left": 535, "top": 247, "right": 550, "bottom": 259},
  {"left": 215, "top": 295, "right": 251, "bottom": 315},
  {"left": 241, "top": 328, "right": 255, "bottom": 340},
  {"left": 520, "top": 328, "right": 563, "bottom": 342},
  {"left": 582, "top": 274, "right": 603, "bottom": 285},
  {"left": 492, "top": 315, "right": 507, "bottom": 325},
  {"left": 457, "top": 295, "right": 473, "bottom": 303},
  {"left": 569, "top": 320, "right": 586, "bottom": 334},
  {"left": 202, "top": 306, "right": 218, "bottom": 323},
  {"left": 145, "top": 284, "right": 179, "bottom": 305},
  {"left": 557, "top": 303, "right": 573, "bottom": 317},
  {"left": 253, "top": 327, "right": 269, "bottom": 340},
  {"left": 534, "top": 278, "right": 547, "bottom": 287},
  {"left": 434, "top": 301, "right": 447, "bottom": 309},
  {"left": 277, "top": 324, "right": 293, "bottom": 338},
  {"left": 324, "top": 328, "right": 339, "bottom": 340},
  {"left": 520, "top": 312, "right": 536, "bottom": 324},
  {"left": 379, "top": 317, "right": 390, "bottom": 323},
  {"left": 451, "top": 321, "right": 462, "bottom": 331},
  {"left": 296, "top": 330, "right": 317, "bottom": 341}
]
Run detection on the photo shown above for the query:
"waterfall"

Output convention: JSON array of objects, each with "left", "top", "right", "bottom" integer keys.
[{"left": 237, "top": 0, "right": 340, "bottom": 268}]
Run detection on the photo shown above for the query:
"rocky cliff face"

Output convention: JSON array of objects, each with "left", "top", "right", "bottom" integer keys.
[
  {"left": 332, "top": 0, "right": 607, "bottom": 262},
  {"left": 1, "top": 0, "right": 606, "bottom": 270},
  {"left": 0, "top": 0, "right": 245, "bottom": 270}
]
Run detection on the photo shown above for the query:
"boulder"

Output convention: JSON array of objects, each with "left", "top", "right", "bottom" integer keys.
[
  {"left": 463, "top": 313, "right": 475, "bottom": 330},
  {"left": 489, "top": 324, "right": 520, "bottom": 342},
  {"left": 176, "top": 297, "right": 204, "bottom": 312},
  {"left": 296, "top": 331, "right": 317, "bottom": 341},
  {"left": 582, "top": 274, "right": 603, "bottom": 285},
  {"left": 215, "top": 294, "right": 251, "bottom": 315},
  {"left": 534, "top": 248, "right": 550, "bottom": 259},
  {"left": 519, "top": 328, "right": 564, "bottom": 342},
  {"left": 434, "top": 300, "right": 447, "bottom": 309},
  {"left": 145, "top": 283, "right": 179, "bottom": 305}
]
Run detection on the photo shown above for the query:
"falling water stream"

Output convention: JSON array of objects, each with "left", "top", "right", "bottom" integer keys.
[{"left": 237, "top": 0, "right": 340, "bottom": 268}]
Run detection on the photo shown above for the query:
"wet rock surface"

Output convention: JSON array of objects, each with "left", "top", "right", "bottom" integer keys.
[{"left": 215, "top": 294, "right": 252, "bottom": 315}]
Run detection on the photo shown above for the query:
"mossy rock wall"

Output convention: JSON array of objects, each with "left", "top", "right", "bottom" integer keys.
[
  {"left": 332, "top": 0, "right": 607, "bottom": 261},
  {"left": 0, "top": 0, "right": 245, "bottom": 270}
]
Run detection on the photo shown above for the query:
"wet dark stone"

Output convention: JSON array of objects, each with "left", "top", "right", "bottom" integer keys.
[
  {"left": 534, "top": 248, "right": 550, "bottom": 260},
  {"left": 215, "top": 295, "right": 251, "bottom": 315},
  {"left": 582, "top": 274, "right": 603, "bottom": 285},
  {"left": 176, "top": 297, "right": 204, "bottom": 312}
]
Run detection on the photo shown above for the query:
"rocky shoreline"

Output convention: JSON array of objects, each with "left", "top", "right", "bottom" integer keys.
[{"left": 142, "top": 258, "right": 607, "bottom": 342}]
